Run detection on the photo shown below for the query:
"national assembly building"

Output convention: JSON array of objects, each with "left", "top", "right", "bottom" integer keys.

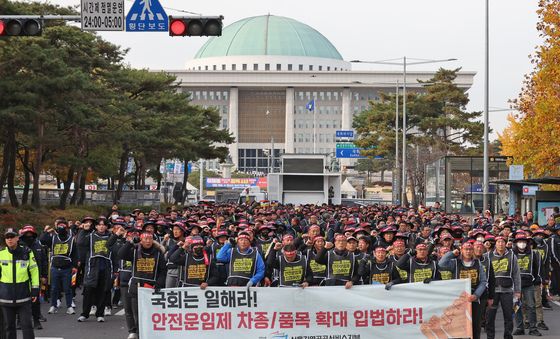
[{"left": 166, "top": 14, "right": 475, "bottom": 174}]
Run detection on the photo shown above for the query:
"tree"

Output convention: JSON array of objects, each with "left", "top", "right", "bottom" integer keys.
[
  {"left": 355, "top": 158, "right": 393, "bottom": 183},
  {"left": 354, "top": 68, "right": 484, "bottom": 207},
  {"left": 416, "top": 68, "right": 484, "bottom": 154},
  {"left": 499, "top": 0, "right": 560, "bottom": 177}
]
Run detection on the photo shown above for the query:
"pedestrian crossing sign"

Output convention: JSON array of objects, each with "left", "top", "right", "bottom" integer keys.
[{"left": 125, "top": 0, "right": 168, "bottom": 32}]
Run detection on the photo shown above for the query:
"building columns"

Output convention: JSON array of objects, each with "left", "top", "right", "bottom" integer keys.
[
  {"left": 340, "top": 87, "right": 352, "bottom": 167},
  {"left": 284, "top": 87, "right": 295, "bottom": 153},
  {"left": 228, "top": 87, "right": 239, "bottom": 169}
]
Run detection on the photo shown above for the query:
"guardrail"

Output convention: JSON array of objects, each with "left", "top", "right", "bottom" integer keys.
[{"left": 0, "top": 189, "right": 161, "bottom": 208}]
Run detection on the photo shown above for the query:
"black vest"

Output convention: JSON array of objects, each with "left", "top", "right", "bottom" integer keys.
[
  {"left": 278, "top": 254, "right": 306, "bottom": 287},
  {"left": 326, "top": 249, "right": 354, "bottom": 285},
  {"left": 90, "top": 232, "right": 111, "bottom": 260},
  {"left": 227, "top": 248, "right": 257, "bottom": 286},
  {"left": 306, "top": 249, "right": 327, "bottom": 281},
  {"left": 180, "top": 253, "right": 209, "bottom": 287},
  {"left": 52, "top": 235, "right": 73, "bottom": 261},
  {"left": 489, "top": 251, "right": 514, "bottom": 288},
  {"left": 456, "top": 259, "right": 481, "bottom": 293},
  {"left": 369, "top": 260, "right": 393, "bottom": 284},
  {"left": 409, "top": 258, "right": 436, "bottom": 283},
  {"left": 130, "top": 248, "right": 161, "bottom": 286},
  {"left": 516, "top": 251, "right": 535, "bottom": 287}
]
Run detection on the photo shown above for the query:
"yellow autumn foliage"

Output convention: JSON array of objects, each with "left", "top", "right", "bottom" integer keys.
[{"left": 499, "top": 0, "right": 560, "bottom": 177}]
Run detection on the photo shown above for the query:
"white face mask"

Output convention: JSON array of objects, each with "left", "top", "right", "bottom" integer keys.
[
  {"left": 517, "top": 242, "right": 527, "bottom": 250},
  {"left": 111, "top": 215, "right": 118, "bottom": 220},
  {"left": 477, "top": 236, "right": 485, "bottom": 242}
]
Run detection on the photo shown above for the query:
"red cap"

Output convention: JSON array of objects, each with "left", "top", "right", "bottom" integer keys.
[
  {"left": 375, "top": 246, "right": 387, "bottom": 252},
  {"left": 334, "top": 234, "right": 347, "bottom": 241},
  {"left": 513, "top": 233, "right": 528, "bottom": 242},
  {"left": 19, "top": 225, "right": 36, "bottom": 235},
  {"left": 461, "top": 242, "right": 474, "bottom": 249},
  {"left": 140, "top": 232, "right": 152, "bottom": 240},
  {"left": 495, "top": 236, "right": 506, "bottom": 242},
  {"left": 416, "top": 243, "right": 428, "bottom": 250},
  {"left": 282, "top": 234, "right": 294, "bottom": 240},
  {"left": 237, "top": 234, "right": 250, "bottom": 241},
  {"left": 312, "top": 236, "right": 325, "bottom": 244},
  {"left": 190, "top": 236, "right": 204, "bottom": 246}
]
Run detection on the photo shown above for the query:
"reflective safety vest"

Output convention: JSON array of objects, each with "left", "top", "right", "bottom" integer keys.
[
  {"left": 488, "top": 250, "right": 514, "bottom": 288},
  {"left": 180, "top": 253, "right": 209, "bottom": 287},
  {"left": 326, "top": 250, "right": 354, "bottom": 283},
  {"left": 456, "top": 259, "right": 481, "bottom": 293},
  {"left": 409, "top": 258, "right": 437, "bottom": 283},
  {"left": 306, "top": 249, "right": 326, "bottom": 280},
  {"left": 279, "top": 254, "right": 306, "bottom": 287},
  {"left": 0, "top": 247, "right": 39, "bottom": 305},
  {"left": 227, "top": 247, "right": 257, "bottom": 286},
  {"left": 369, "top": 260, "right": 393, "bottom": 284}
]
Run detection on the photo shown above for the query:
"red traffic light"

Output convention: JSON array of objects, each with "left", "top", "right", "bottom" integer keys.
[
  {"left": 0, "top": 18, "right": 42, "bottom": 36},
  {"left": 168, "top": 16, "right": 223, "bottom": 37},
  {"left": 170, "top": 19, "right": 187, "bottom": 36}
]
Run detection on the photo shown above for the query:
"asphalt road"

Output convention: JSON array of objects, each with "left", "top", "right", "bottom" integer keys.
[{"left": 12, "top": 289, "right": 560, "bottom": 339}]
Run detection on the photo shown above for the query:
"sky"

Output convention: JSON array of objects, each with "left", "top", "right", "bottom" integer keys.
[{"left": 43, "top": 0, "right": 540, "bottom": 140}]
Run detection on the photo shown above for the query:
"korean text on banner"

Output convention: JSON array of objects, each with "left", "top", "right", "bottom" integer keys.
[{"left": 138, "top": 279, "right": 472, "bottom": 339}]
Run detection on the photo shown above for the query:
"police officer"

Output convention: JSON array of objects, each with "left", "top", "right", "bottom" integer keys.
[
  {"left": 216, "top": 231, "right": 265, "bottom": 287},
  {"left": 39, "top": 220, "right": 77, "bottom": 315},
  {"left": 169, "top": 236, "right": 219, "bottom": 288},
  {"left": 314, "top": 234, "right": 359, "bottom": 288},
  {"left": 118, "top": 231, "right": 167, "bottom": 339},
  {"left": 0, "top": 228, "right": 39, "bottom": 339},
  {"left": 77, "top": 218, "right": 113, "bottom": 322},
  {"left": 512, "top": 233, "right": 542, "bottom": 336},
  {"left": 267, "top": 243, "right": 312, "bottom": 287},
  {"left": 18, "top": 225, "right": 48, "bottom": 329},
  {"left": 485, "top": 236, "right": 521, "bottom": 339},
  {"left": 439, "top": 242, "right": 488, "bottom": 339}
]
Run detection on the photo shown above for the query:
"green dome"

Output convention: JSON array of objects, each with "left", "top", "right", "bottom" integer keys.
[{"left": 194, "top": 15, "right": 343, "bottom": 60}]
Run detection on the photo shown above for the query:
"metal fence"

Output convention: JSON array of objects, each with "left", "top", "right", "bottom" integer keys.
[{"left": 0, "top": 189, "right": 161, "bottom": 208}]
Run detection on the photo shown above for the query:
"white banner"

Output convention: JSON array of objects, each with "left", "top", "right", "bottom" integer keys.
[{"left": 139, "top": 279, "right": 472, "bottom": 339}]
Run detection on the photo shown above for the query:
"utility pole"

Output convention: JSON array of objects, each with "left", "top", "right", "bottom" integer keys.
[
  {"left": 199, "top": 159, "right": 204, "bottom": 201},
  {"left": 483, "top": 0, "right": 490, "bottom": 212}
]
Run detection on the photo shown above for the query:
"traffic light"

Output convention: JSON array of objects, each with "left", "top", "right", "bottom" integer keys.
[
  {"left": 0, "top": 18, "right": 42, "bottom": 36},
  {"left": 168, "top": 16, "right": 223, "bottom": 37}
]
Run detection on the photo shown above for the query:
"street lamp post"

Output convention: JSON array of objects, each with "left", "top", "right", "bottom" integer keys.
[
  {"left": 395, "top": 80, "right": 399, "bottom": 205},
  {"left": 483, "top": 0, "right": 490, "bottom": 212},
  {"left": 351, "top": 57, "right": 457, "bottom": 206}
]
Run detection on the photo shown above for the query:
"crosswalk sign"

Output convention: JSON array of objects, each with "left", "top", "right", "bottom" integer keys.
[{"left": 126, "top": 0, "right": 168, "bottom": 32}]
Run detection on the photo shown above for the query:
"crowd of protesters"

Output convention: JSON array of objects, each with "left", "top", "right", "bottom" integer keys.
[{"left": 2, "top": 200, "right": 560, "bottom": 339}]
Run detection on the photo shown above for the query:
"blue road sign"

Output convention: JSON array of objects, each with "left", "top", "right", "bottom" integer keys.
[
  {"left": 336, "top": 148, "right": 365, "bottom": 159},
  {"left": 335, "top": 130, "right": 354, "bottom": 138},
  {"left": 126, "top": 0, "right": 168, "bottom": 32}
]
